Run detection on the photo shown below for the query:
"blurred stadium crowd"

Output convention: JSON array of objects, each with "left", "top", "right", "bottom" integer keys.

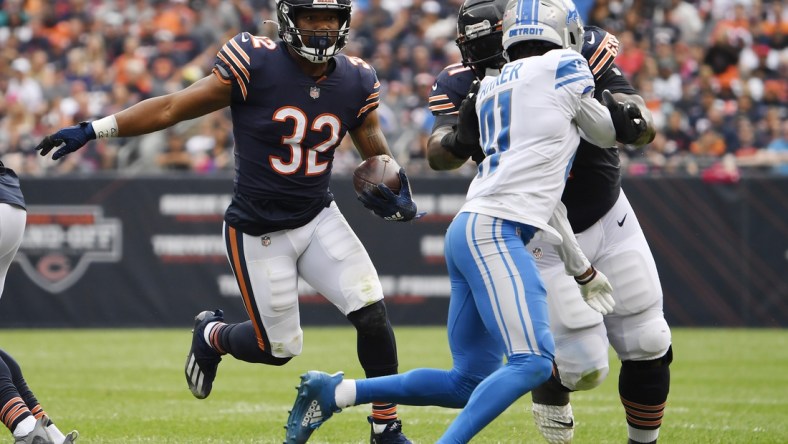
[{"left": 0, "top": 0, "right": 786, "bottom": 177}]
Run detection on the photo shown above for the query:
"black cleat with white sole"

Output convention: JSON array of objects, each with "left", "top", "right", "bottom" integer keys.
[{"left": 184, "top": 309, "right": 224, "bottom": 399}]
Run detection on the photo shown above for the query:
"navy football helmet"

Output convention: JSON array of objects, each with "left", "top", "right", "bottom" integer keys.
[
  {"left": 456, "top": 0, "right": 509, "bottom": 78},
  {"left": 277, "top": 0, "right": 352, "bottom": 63}
]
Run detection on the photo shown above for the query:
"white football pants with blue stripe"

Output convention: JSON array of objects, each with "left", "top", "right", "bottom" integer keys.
[{"left": 354, "top": 212, "right": 555, "bottom": 443}]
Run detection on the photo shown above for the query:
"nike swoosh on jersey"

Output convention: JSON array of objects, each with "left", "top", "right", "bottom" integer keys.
[
  {"left": 241, "top": 33, "right": 249, "bottom": 42},
  {"left": 617, "top": 214, "right": 627, "bottom": 227},
  {"left": 432, "top": 83, "right": 438, "bottom": 91},
  {"left": 587, "top": 33, "right": 595, "bottom": 45}
]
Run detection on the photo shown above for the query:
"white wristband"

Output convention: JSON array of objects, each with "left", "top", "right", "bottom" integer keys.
[{"left": 92, "top": 115, "right": 119, "bottom": 139}]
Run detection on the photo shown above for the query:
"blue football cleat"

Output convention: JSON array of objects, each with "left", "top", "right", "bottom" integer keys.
[{"left": 284, "top": 371, "right": 344, "bottom": 444}]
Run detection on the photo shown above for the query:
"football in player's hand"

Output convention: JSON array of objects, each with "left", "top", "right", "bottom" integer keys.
[{"left": 353, "top": 154, "right": 402, "bottom": 197}]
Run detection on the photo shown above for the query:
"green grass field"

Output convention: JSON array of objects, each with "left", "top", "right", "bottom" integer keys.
[{"left": 0, "top": 327, "right": 785, "bottom": 443}]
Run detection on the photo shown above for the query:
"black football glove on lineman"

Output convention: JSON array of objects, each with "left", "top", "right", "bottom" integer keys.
[
  {"left": 441, "top": 80, "right": 482, "bottom": 160},
  {"left": 35, "top": 121, "right": 96, "bottom": 160},
  {"left": 358, "top": 169, "right": 423, "bottom": 222},
  {"left": 601, "top": 90, "right": 647, "bottom": 145}
]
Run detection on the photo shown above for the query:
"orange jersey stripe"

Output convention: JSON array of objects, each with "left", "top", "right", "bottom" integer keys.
[
  {"left": 357, "top": 101, "right": 379, "bottom": 118},
  {"left": 228, "top": 226, "right": 265, "bottom": 351},
  {"left": 588, "top": 34, "right": 612, "bottom": 68},
  {"left": 217, "top": 53, "right": 248, "bottom": 100},
  {"left": 223, "top": 43, "right": 251, "bottom": 81},
  {"left": 228, "top": 38, "right": 251, "bottom": 65},
  {"left": 429, "top": 104, "right": 456, "bottom": 112},
  {"left": 220, "top": 44, "right": 250, "bottom": 82}
]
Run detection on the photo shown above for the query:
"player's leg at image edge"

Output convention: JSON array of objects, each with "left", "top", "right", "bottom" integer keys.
[{"left": 0, "top": 350, "right": 78, "bottom": 444}]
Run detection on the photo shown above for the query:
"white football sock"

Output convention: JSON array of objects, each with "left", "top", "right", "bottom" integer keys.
[
  {"left": 202, "top": 321, "right": 219, "bottom": 347},
  {"left": 334, "top": 379, "right": 357, "bottom": 409},
  {"left": 12, "top": 416, "right": 36, "bottom": 438},
  {"left": 628, "top": 425, "right": 659, "bottom": 443}
]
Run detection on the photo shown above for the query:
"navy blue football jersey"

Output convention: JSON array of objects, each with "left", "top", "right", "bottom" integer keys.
[
  {"left": 566, "top": 26, "right": 636, "bottom": 233},
  {"left": 0, "top": 165, "right": 26, "bottom": 210},
  {"left": 214, "top": 34, "right": 380, "bottom": 235},
  {"left": 431, "top": 28, "right": 637, "bottom": 233},
  {"left": 428, "top": 62, "right": 475, "bottom": 126}
]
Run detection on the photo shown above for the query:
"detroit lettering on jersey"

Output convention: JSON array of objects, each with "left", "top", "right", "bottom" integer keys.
[{"left": 214, "top": 33, "right": 380, "bottom": 202}]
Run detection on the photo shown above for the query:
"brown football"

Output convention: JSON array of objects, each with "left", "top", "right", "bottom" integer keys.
[{"left": 353, "top": 154, "right": 402, "bottom": 197}]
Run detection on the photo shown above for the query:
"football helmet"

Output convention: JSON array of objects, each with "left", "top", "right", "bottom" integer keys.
[
  {"left": 501, "top": 0, "right": 584, "bottom": 60},
  {"left": 277, "top": 0, "right": 352, "bottom": 64},
  {"left": 456, "top": 0, "right": 509, "bottom": 78}
]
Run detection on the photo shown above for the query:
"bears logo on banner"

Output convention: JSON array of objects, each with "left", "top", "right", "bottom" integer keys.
[{"left": 14, "top": 206, "right": 122, "bottom": 293}]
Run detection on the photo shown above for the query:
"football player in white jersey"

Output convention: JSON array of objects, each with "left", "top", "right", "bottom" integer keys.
[
  {"left": 429, "top": 0, "right": 672, "bottom": 443},
  {"left": 283, "top": 1, "right": 618, "bottom": 442}
]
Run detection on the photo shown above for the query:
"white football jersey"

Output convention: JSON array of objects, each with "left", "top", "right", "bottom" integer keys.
[{"left": 461, "top": 48, "right": 615, "bottom": 244}]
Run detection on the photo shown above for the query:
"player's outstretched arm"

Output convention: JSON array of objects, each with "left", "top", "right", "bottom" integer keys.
[{"left": 36, "top": 73, "right": 231, "bottom": 160}]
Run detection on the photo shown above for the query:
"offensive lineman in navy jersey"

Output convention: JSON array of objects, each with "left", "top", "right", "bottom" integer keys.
[
  {"left": 0, "top": 164, "right": 79, "bottom": 444},
  {"left": 34, "top": 1, "right": 415, "bottom": 442},
  {"left": 428, "top": 1, "right": 672, "bottom": 443}
]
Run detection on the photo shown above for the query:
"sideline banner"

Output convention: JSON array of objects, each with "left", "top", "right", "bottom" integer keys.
[{"left": 0, "top": 175, "right": 784, "bottom": 328}]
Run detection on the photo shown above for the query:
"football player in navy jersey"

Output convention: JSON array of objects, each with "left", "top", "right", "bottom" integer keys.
[
  {"left": 428, "top": 1, "right": 672, "bottom": 444},
  {"left": 0, "top": 163, "right": 79, "bottom": 444},
  {"left": 34, "top": 1, "right": 415, "bottom": 442}
]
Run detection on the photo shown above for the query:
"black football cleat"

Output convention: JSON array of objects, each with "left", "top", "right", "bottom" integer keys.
[
  {"left": 369, "top": 417, "right": 412, "bottom": 444},
  {"left": 185, "top": 309, "right": 224, "bottom": 399}
]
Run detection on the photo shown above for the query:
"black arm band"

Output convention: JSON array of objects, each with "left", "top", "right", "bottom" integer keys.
[
  {"left": 441, "top": 130, "right": 479, "bottom": 160},
  {"left": 574, "top": 267, "right": 597, "bottom": 285}
]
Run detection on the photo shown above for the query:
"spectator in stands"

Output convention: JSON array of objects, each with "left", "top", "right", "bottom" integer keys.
[
  {"left": 0, "top": 0, "right": 784, "bottom": 176},
  {"left": 157, "top": 131, "right": 191, "bottom": 171}
]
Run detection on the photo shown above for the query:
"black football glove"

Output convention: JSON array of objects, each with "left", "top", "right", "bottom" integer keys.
[
  {"left": 441, "top": 80, "right": 481, "bottom": 159},
  {"left": 35, "top": 121, "right": 96, "bottom": 160},
  {"left": 358, "top": 168, "right": 423, "bottom": 222},
  {"left": 601, "top": 90, "right": 647, "bottom": 145}
]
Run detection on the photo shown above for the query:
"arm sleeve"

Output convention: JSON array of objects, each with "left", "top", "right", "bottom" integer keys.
[
  {"left": 548, "top": 201, "right": 592, "bottom": 277},
  {"left": 576, "top": 97, "right": 616, "bottom": 148}
]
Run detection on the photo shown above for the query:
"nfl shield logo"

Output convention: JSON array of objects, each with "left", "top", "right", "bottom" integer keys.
[
  {"left": 261, "top": 236, "right": 271, "bottom": 247},
  {"left": 309, "top": 86, "right": 320, "bottom": 99},
  {"left": 532, "top": 247, "right": 543, "bottom": 259}
]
